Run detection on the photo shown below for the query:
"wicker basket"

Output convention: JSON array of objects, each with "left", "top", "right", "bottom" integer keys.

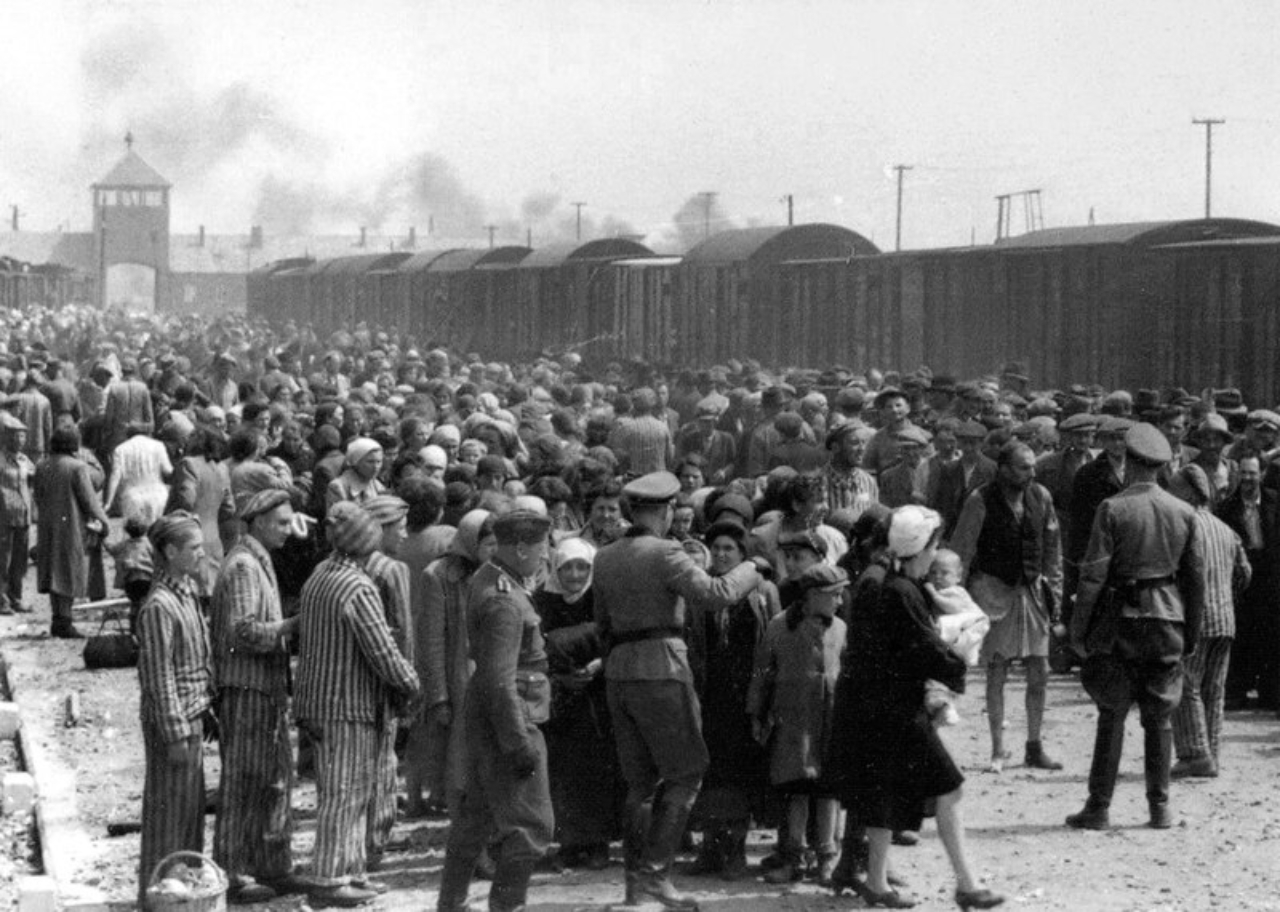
[{"left": 145, "top": 851, "right": 228, "bottom": 912}]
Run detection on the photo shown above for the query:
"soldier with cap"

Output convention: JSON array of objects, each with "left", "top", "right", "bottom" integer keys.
[
  {"left": 437, "top": 510, "right": 554, "bottom": 912},
  {"left": 210, "top": 489, "right": 301, "bottom": 904},
  {"left": 0, "top": 413, "right": 34, "bottom": 615},
  {"left": 592, "top": 471, "right": 761, "bottom": 911},
  {"left": 1067, "top": 423, "right": 1205, "bottom": 831}
]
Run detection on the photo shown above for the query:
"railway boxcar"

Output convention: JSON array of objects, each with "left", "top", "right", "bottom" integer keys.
[
  {"left": 393, "top": 249, "right": 458, "bottom": 341},
  {"left": 514, "top": 239, "right": 652, "bottom": 361},
  {"left": 417, "top": 246, "right": 530, "bottom": 353},
  {"left": 587, "top": 256, "right": 683, "bottom": 364},
  {"left": 677, "top": 224, "right": 878, "bottom": 367}
]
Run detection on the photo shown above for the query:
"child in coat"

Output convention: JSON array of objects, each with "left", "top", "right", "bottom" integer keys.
[
  {"left": 749, "top": 563, "right": 849, "bottom": 885},
  {"left": 923, "top": 549, "right": 990, "bottom": 726}
]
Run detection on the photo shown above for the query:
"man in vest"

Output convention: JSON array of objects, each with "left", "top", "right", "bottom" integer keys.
[{"left": 951, "top": 441, "right": 1065, "bottom": 774}]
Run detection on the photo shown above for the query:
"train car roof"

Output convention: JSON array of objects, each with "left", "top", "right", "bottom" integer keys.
[
  {"left": 995, "top": 218, "right": 1280, "bottom": 250},
  {"left": 323, "top": 252, "right": 412, "bottom": 274},
  {"left": 519, "top": 238, "right": 652, "bottom": 269},
  {"left": 682, "top": 224, "right": 879, "bottom": 266},
  {"left": 396, "top": 249, "right": 459, "bottom": 273}
]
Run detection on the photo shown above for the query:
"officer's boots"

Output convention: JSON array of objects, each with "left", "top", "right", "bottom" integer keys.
[
  {"left": 635, "top": 787, "right": 700, "bottom": 912},
  {"left": 622, "top": 800, "right": 653, "bottom": 905},
  {"left": 1145, "top": 725, "right": 1174, "bottom": 829}
]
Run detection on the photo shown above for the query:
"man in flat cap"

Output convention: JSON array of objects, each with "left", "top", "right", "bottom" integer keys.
[
  {"left": 593, "top": 472, "right": 761, "bottom": 911},
  {"left": 675, "top": 398, "right": 737, "bottom": 485},
  {"left": 862, "top": 387, "right": 917, "bottom": 478},
  {"left": 879, "top": 426, "right": 932, "bottom": 508},
  {"left": 1067, "top": 423, "right": 1204, "bottom": 831},
  {"left": 932, "top": 420, "right": 995, "bottom": 538},
  {"left": 438, "top": 510, "right": 553, "bottom": 912},
  {"left": 1036, "top": 412, "right": 1097, "bottom": 614},
  {"left": 1067, "top": 416, "right": 1134, "bottom": 609},
  {"left": 210, "top": 489, "right": 302, "bottom": 903}
]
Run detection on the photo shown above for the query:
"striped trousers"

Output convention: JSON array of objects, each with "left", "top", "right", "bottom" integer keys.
[
  {"left": 367, "top": 716, "right": 398, "bottom": 856},
  {"left": 1173, "top": 636, "right": 1233, "bottom": 764},
  {"left": 311, "top": 719, "right": 378, "bottom": 885},
  {"left": 139, "top": 723, "right": 205, "bottom": 906},
  {"left": 213, "top": 688, "right": 295, "bottom": 881}
]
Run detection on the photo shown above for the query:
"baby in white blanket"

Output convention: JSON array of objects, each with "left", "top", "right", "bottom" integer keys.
[{"left": 923, "top": 549, "right": 991, "bottom": 726}]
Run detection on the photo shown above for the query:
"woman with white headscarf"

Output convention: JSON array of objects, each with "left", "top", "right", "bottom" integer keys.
[
  {"left": 325, "top": 436, "right": 386, "bottom": 514},
  {"left": 824, "top": 506, "right": 1003, "bottom": 911},
  {"left": 534, "top": 538, "right": 619, "bottom": 871}
]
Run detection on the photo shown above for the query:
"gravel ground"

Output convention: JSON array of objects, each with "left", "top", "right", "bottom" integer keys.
[{"left": 3, "top": 588, "right": 1280, "bottom": 911}]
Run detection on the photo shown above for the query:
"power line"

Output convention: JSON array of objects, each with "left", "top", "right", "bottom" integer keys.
[
  {"left": 571, "top": 201, "right": 587, "bottom": 241},
  {"left": 892, "top": 165, "right": 913, "bottom": 251},
  {"left": 698, "top": 191, "right": 717, "bottom": 239}
]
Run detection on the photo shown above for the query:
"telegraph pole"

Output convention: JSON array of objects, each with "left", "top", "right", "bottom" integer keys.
[
  {"left": 892, "top": 164, "right": 913, "bottom": 251},
  {"left": 571, "top": 201, "right": 587, "bottom": 241},
  {"left": 698, "top": 191, "right": 718, "bottom": 239},
  {"left": 1192, "top": 118, "right": 1224, "bottom": 218},
  {"left": 783, "top": 194, "right": 794, "bottom": 226},
  {"left": 484, "top": 224, "right": 497, "bottom": 249}
]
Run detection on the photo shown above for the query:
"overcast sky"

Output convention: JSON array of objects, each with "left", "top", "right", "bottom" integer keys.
[{"left": 3, "top": 0, "right": 1278, "bottom": 251}]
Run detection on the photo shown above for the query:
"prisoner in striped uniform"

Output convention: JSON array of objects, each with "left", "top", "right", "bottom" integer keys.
[
  {"left": 295, "top": 502, "right": 420, "bottom": 909},
  {"left": 1169, "top": 464, "right": 1250, "bottom": 778},
  {"left": 210, "top": 489, "right": 300, "bottom": 904},
  {"left": 137, "top": 512, "right": 214, "bottom": 907},
  {"left": 363, "top": 494, "right": 412, "bottom": 867}
]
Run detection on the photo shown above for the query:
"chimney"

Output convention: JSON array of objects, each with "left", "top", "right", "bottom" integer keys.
[
  {"left": 407, "top": 226, "right": 417, "bottom": 248},
  {"left": 10, "top": 206, "right": 18, "bottom": 232},
  {"left": 249, "top": 225, "right": 263, "bottom": 249},
  {"left": 197, "top": 225, "right": 205, "bottom": 247},
  {"left": 359, "top": 226, "right": 367, "bottom": 248}
]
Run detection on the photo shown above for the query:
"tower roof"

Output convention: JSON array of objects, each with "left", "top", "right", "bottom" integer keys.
[{"left": 92, "top": 149, "right": 171, "bottom": 189}]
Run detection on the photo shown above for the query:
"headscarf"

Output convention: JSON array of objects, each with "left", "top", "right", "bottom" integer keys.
[
  {"left": 449, "top": 509, "right": 493, "bottom": 563},
  {"left": 345, "top": 436, "right": 382, "bottom": 467},
  {"left": 887, "top": 505, "right": 942, "bottom": 561},
  {"left": 326, "top": 501, "right": 381, "bottom": 558},
  {"left": 545, "top": 537, "right": 596, "bottom": 604}
]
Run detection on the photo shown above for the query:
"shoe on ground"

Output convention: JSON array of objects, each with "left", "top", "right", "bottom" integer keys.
[
  {"left": 258, "top": 873, "right": 314, "bottom": 895},
  {"left": 228, "top": 881, "right": 277, "bottom": 905},
  {"left": 634, "top": 873, "right": 700, "bottom": 911},
  {"left": 1065, "top": 804, "right": 1110, "bottom": 830},
  {"left": 308, "top": 884, "right": 378, "bottom": 908},
  {"left": 1171, "top": 757, "right": 1218, "bottom": 779},
  {"left": 1148, "top": 804, "right": 1173, "bottom": 829},
  {"left": 349, "top": 877, "right": 388, "bottom": 894},
  {"left": 51, "top": 625, "right": 84, "bottom": 639},
  {"left": 1024, "top": 742, "right": 1064, "bottom": 771},
  {"left": 892, "top": 830, "right": 919, "bottom": 847},
  {"left": 763, "top": 861, "right": 801, "bottom": 885},
  {"left": 582, "top": 844, "right": 612, "bottom": 871},
  {"left": 758, "top": 850, "right": 785, "bottom": 871}
]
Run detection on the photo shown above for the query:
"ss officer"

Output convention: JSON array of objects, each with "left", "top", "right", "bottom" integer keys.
[
  {"left": 1067, "top": 423, "right": 1205, "bottom": 830},
  {"left": 437, "top": 510, "right": 554, "bottom": 912},
  {"left": 593, "top": 472, "right": 760, "bottom": 911}
]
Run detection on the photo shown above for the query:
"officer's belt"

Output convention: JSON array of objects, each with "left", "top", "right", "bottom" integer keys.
[{"left": 610, "top": 626, "right": 684, "bottom": 646}]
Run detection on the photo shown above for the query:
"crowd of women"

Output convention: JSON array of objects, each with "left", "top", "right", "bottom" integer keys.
[{"left": 1, "top": 300, "right": 1271, "bottom": 910}]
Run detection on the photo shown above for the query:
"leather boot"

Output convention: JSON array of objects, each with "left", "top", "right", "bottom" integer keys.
[
  {"left": 718, "top": 826, "right": 749, "bottom": 881},
  {"left": 437, "top": 846, "right": 481, "bottom": 912},
  {"left": 1085, "top": 706, "right": 1126, "bottom": 810},
  {"left": 637, "top": 787, "right": 700, "bottom": 911},
  {"left": 488, "top": 857, "right": 535, "bottom": 912},
  {"left": 1144, "top": 725, "right": 1173, "bottom": 829},
  {"left": 623, "top": 799, "right": 653, "bottom": 905}
]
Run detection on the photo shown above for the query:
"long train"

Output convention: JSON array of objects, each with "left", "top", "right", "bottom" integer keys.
[{"left": 246, "top": 218, "right": 1280, "bottom": 404}]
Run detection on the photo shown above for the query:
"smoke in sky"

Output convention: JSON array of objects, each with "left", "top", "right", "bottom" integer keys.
[{"left": 644, "top": 194, "right": 738, "bottom": 253}]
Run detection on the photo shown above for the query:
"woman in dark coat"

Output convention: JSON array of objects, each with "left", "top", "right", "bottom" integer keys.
[
  {"left": 687, "top": 518, "right": 779, "bottom": 879},
  {"left": 35, "top": 426, "right": 111, "bottom": 638},
  {"left": 533, "top": 537, "right": 619, "bottom": 870},
  {"left": 826, "top": 505, "right": 1002, "bottom": 910}
]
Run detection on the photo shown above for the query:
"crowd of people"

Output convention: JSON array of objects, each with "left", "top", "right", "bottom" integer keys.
[{"left": 0, "top": 300, "right": 1273, "bottom": 911}]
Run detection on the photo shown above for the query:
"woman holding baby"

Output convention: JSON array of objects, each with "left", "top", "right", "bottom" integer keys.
[{"left": 826, "top": 505, "right": 1003, "bottom": 911}]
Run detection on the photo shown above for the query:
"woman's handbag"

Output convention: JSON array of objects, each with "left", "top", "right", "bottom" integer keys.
[{"left": 84, "top": 607, "right": 139, "bottom": 669}]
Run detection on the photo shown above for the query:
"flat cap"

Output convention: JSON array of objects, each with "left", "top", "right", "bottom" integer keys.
[
  {"left": 873, "top": 387, "right": 908, "bottom": 409},
  {"left": 696, "top": 396, "right": 722, "bottom": 418},
  {"left": 1059, "top": 412, "right": 1098, "bottom": 432},
  {"left": 624, "top": 471, "right": 681, "bottom": 505},
  {"left": 492, "top": 509, "right": 552, "bottom": 544},
  {"left": 1125, "top": 422, "right": 1172, "bottom": 465},
  {"left": 894, "top": 426, "right": 931, "bottom": 447},
  {"left": 794, "top": 563, "right": 849, "bottom": 593},
  {"left": 834, "top": 387, "right": 865, "bottom": 410},
  {"left": 1191, "top": 413, "right": 1233, "bottom": 443},
  {"left": 239, "top": 488, "right": 292, "bottom": 523},
  {"left": 706, "top": 492, "right": 754, "bottom": 527},
  {"left": 956, "top": 420, "right": 988, "bottom": 440},
  {"left": 1096, "top": 416, "right": 1135, "bottom": 436},
  {"left": 1247, "top": 409, "right": 1280, "bottom": 431}
]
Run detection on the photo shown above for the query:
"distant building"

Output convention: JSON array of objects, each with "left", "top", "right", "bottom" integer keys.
[{"left": 0, "top": 139, "right": 463, "bottom": 316}]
